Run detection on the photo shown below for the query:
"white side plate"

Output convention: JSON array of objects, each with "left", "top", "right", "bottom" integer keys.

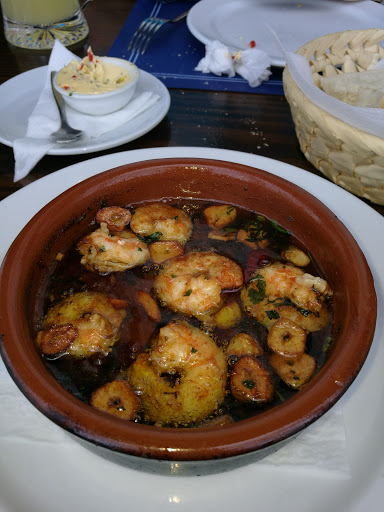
[
  {"left": 0, "top": 147, "right": 383, "bottom": 512},
  {"left": 0, "top": 67, "right": 170, "bottom": 155},
  {"left": 187, "top": 0, "right": 384, "bottom": 67}
]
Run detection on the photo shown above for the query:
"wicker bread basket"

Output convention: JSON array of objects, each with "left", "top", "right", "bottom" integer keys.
[{"left": 283, "top": 29, "right": 384, "bottom": 205}]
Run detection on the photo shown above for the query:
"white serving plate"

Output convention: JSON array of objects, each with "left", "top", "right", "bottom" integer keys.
[{"left": 0, "top": 147, "right": 383, "bottom": 512}]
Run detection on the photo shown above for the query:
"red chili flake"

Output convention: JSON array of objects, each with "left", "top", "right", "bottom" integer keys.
[
  {"left": 71, "top": 75, "right": 77, "bottom": 79},
  {"left": 249, "top": 40, "right": 256, "bottom": 48},
  {"left": 63, "top": 85, "right": 70, "bottom": 90},
  {"left": 231, "top": 55, "right": 235, "bottom": 59},
  {"left": 79, "top": 63, "right": 84, "bottom": 70},
  {"left": 87, "top": 46, "right": 94, "bottom": 62}
]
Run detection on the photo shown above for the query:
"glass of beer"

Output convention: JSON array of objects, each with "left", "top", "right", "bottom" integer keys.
[{"left": 1, "top": 0, "right": 89, "bottom": 50}]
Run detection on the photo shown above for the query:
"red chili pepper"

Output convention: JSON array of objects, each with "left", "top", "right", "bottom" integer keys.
[
  {"left": 87, "top": 46, "right": 94, "bottom": 62},
  {"left": 79, "top": 63, "right": 84, "bottom": 70},
  {"left": 249, "top": 40, "right": 256, "bottom": 48},
  {"left": 63, "top": 85, "right": 69, "bottom": 90},
  {"left": 244, "top": 251, "right": 271, "bottom": 282},
  {"left": 71, "top": 75, "right": 77, "bottom": 79}
]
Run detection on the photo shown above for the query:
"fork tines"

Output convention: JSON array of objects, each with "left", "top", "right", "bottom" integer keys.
[{"left": 128, "top": 17, "right": 168, "bottom": 55}]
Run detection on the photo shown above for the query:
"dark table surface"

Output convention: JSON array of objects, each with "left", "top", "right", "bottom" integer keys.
[{"left": 0, "top": 0, "right": 383, "bottom": 218}]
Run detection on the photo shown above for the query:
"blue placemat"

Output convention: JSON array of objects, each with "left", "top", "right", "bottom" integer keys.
[{"left": 108, "top": 0, "right": 284, "bottom": 94}]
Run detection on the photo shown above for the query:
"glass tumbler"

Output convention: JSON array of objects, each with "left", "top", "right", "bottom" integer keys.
[{"left": 1, "top": 0, "right": 89, "bottom": 50}]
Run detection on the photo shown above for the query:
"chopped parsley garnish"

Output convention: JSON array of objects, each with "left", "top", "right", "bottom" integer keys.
[
  {"left": 296, "top": 307, "right": 319, "bottom": 318},
  {"left": 184, "top": 289, "right": 192, "bottom": 296},
  {"left": 191, "top": 347, "right": 197, "bottom": 353},
  {"left": 323, "top": 336, "right": 333, "bottom": 352},
  {"left": 266, "top": 310, "right": 280, "bottom": 320},
  {"left": 99, "top": 245, "right": 106, "bottom": 252},
  {"left": 266, "top": 297, "right": 288, "bottom": 307},
  {"left": 275, "top": 390, "right": 286, "bottom": 402},
  {"left": 270, "top": 219, "right": 291, "bottom": 235},
  {"left": 138, "top": 231, "right": 162, "bottom": 243},
  {"left": 248, "top": 274, "right": 266, "bottom": 304},
  {"left": 245, "top": 220, "right": 268, "bottom": 243}
]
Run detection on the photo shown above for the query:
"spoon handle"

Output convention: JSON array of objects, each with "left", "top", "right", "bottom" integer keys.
[
  {"left": 50, "top": 71, "right": 83, "bottom": 143},
  {"left": 51, "top": 71, "right": 69, "bottom": 124}
]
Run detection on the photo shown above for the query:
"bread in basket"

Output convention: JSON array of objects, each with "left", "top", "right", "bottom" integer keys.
[{"left": 283, "top": 29, "right": 384, "bottom": 205}]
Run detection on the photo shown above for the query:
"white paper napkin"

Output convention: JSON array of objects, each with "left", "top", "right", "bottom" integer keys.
[
  {"left": 283, "top": 51, "right": 384, "bottom": 139},
  {"left": 265, "top": 26, "right": 384, "bottom": 140},
  {"left": 0, "top": 356, "right": 350, "bottom": 475},
  {"left": 195, "top": 40, "right": 272, "bottom": 88},
  {"left": 261, "top": 406, "right": 349, "bottom": 474},
  {"left": 13, "top": 40, "right": 160, "bottom": 182}
]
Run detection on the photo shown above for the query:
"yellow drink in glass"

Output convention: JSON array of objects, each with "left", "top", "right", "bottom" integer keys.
[
  {"left": 1, "top": 0, "right": 79, "bottom": 25},
  {"left": 1, "top": 0, "right": 89, "bottom": 49}
]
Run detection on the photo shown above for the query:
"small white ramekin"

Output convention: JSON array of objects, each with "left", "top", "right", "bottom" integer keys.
[{"left": 54, "top": 57, "right": 140, "bottom": 116}]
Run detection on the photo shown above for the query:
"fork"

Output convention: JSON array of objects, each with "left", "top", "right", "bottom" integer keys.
[{"left": 127, "top": 9, "right": 189, "bottom": 55}]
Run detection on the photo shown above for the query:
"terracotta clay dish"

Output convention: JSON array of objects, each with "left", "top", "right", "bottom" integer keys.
[{"left": 0, "top": 158, "right": 377, "bottom": 474}]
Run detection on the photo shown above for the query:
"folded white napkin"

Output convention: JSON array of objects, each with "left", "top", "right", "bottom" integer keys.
[
  {"left": 283, "top": 51, "right": 384, "bottom": 139},
  {"left": 13, "top": 40, "right": 160, "bottom": 182},
  {"left": 0, "top": 355, "right": 350, "bottom": 475},
  {"left": 195, "top": 40, "right": 272, "bottom": 88},
  {"left": 261, "top": 405, "right": 349, "bottom": 474},
  {"left": 266, "top": 26, "right": 384, "bottom": 139}
]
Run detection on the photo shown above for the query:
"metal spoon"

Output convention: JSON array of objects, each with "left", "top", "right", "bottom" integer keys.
[{"left": 50, "top": 71, "right": 83, "bottom": 144}]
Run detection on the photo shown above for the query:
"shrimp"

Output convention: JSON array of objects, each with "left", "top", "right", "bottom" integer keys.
[
  {"left": 78, "top": 225, "right": 150, "bottom": 274},
  {"left": 36, "top": 291, "right": 127, "bottom": 358},
  {"left": 241, "top": 261, "right": 332, "bottom": 332},
  {"left": 130, "top": 203, "right": 193, "bottom": 245},
  {"left": 154, "top": 251, "right": 244, "bottom": 317},
  {"left": 127, "top": 321, "right": 227, "bottom": 426}
]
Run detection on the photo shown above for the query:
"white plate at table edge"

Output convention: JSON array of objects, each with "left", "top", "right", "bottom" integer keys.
[
  {"left": 187, "top": 0, "right": 384, "bottom": 68},
  {"left": 0, "top": 66, "right": 170, "bottom": 156},
  {"left": 0, "top": 147, "right": 383, "bottom": 512}
]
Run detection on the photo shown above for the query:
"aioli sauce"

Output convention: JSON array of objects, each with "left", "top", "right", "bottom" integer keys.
[{"left": 57, "top": 47, "right": 131, "bottom": 95}]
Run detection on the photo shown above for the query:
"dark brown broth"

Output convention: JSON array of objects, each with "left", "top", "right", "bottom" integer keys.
[{"left": 36, "top": 199, "right": 333, "bottom": 424}]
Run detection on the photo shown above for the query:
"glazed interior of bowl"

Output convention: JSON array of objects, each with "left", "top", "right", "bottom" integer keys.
[{"left": 0, "top": 158, "right": 377, "bottom": 462}]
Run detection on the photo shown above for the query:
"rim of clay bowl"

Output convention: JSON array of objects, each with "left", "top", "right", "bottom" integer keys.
[{"left": 0, "top": 158, "right": 377, "bottom": 462}]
